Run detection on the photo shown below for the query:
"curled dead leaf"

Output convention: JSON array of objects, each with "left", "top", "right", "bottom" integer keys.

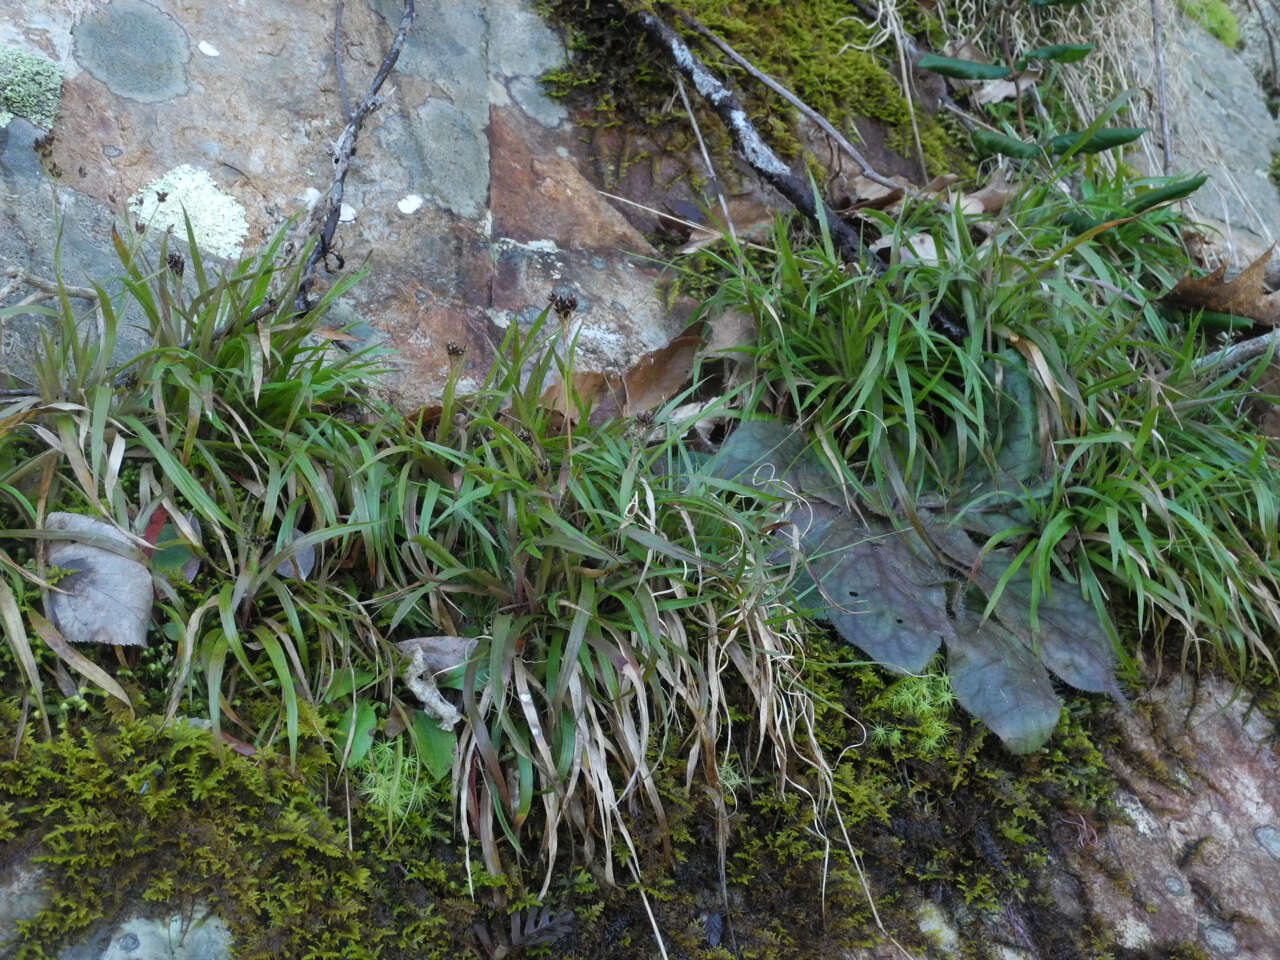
[
  {"left": 1165, "top": 246, "right": 1280, "bottom": 326},
  {"left": 397, "top": 635, "right": 477, "bottom": 730},
  {"left": 967, "top": 168, "right": 1016, "bottom": 215}
]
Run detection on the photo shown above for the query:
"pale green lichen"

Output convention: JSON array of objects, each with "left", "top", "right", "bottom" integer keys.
[
  {"left": 128, "top": 164, "right": 248, "bottom": 259},
  {"left": 0, "top": 45, "right": 62, "bottom": 129}
]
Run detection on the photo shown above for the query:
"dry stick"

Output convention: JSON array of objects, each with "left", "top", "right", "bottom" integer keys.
[
  {"left": 674, "top": 11, "right": 901, "bottom": 191},
  {"left": 1150, "top": 0, "right": 1173, "bottom": 175},
  {"left": 1249, "top": 0, "right": 1280, "bottom": 98},
  {"left": 295, "top": 0, "right": 416, "bottom": 316},
  {"left": 1192, "top": 327, "right": 1280, "bottom": 377},
  {"left": 636, "top": 9, "right": 967, "bottom": 342},
  {"left": 635, "top": 12, "right": 872, "bottom": 264},
  {"left": 673, "top": 75, "right": 738, "bottom": 245}
]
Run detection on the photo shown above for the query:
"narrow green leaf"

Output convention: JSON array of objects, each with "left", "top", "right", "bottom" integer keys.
[
  {"left": 120, "top": 416, "right": 237, "bottom": 530},
  {"left": 972, "top": 130, "right": 1039, "bottom": 159},
  {"left": 918, "top": 53, "right": 1011, "bottom": 80},
  {"left": 1015, "top": 43, "right": 1093, "bottom": 67},
  {"left": 0, "top": 579, "right": 50, "bottom": 737},
  {"left": 255, "top": 625, "right": 299, "bottom": 767},
  {"left": 1129, "top": 173, "right": 1208, "bottom": 214},
  {"left": 1049, "top": 127, "right": 1146, "bottom": 155}
]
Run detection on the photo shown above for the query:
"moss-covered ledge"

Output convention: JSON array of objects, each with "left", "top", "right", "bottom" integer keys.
[{"left": 0, "top": 704, "right": 468, "bottom": 959}]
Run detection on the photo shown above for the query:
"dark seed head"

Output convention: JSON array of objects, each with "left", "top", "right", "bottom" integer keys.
[
  {"left": 548, "top": 288, "right": 578, "bottom": 320},
  {"left": 446, "top": 341, "right": 466, "bottom": 359},
  {"left": 166, "top": 251, "right": 185, "bottom": 278}
]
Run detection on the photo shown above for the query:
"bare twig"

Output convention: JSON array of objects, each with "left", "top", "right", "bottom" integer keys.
[
  {"left": 294, "top": 0, "right": 415, "bottom": 315},
  {"left": 1192, "top": 328, "right": 1280, "bottom": 377},
  {"left": 1150, "top": 0, "right": 1172, "bottom": 175},
  {"left": 3, "top": 264, "right": 97, "bottom": 301},
  {"left": 674, "top": 11, "right": 901, "bottom": 191},
  {"left": 638, "top": 8, "right": 967, "bottom": 341},
  {"left": 636, "top": 11, "right": 875, "bottom": 267}
]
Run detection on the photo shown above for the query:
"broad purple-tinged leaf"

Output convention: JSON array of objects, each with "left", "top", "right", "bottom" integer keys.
[
  {"left": 948, "top": 615, "right": 1062, "bottom": 753},
  {"left": 800, "top": 502, "right": 954, "bottom": 674},
  {"left": 985, "top": 563, "right": 1120, "bottom": 697},
  {"left": 711, "top": 420, "right": 842, "bottom": 505},
  {"left": 149, "top": 512, "right": 203, "bottom": 583},
  {"left": 274, "top": 528, "right": 316, "bottom": 581},
  {"left": 45, "top": 512, "right": 152, "bottom": 647},
  {"left": 918, "top": 511, "right": 1121, "bottom": 698}
]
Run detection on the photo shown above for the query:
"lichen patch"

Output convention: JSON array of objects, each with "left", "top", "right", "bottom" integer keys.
[{"left": 128, "top": 164, "right": 248, "bottom": 259}]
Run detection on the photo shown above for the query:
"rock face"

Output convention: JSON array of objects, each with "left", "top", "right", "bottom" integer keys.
[
  {"left": 0, "top": 0, "right": 692, "bottom": 405},
  {"left": 1123, "top": 1, "right": 1280, "bottom": 266},
  {"left": 1063, "top": 676, "right": 1280, "bottom": 958}
]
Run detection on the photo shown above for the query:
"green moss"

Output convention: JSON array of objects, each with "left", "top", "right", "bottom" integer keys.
[
  {"left": 0, "top": 703, "right": 469, "bottom": 959},
  {"left": 1177, "top": 0, "right": 1239, "bottom": 48},
  {"left": 536, "top": 0, "right": 969, "bottom": 193},
  {"left": 0, "top": 45, "right": 62, "bottom": 129}
]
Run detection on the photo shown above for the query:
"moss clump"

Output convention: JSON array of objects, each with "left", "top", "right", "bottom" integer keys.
[
  {"left": 0, "top": 45, "right": 62, "bottom": 129},
  {"left": 0, "top": 703, "right": 471, "bottom": 959},
  {"left": 1177, "top": 0, "right": 1239, "bottom": 47},
  {"left": 536, "top": 0, "right": 966, "bottom": 186}
]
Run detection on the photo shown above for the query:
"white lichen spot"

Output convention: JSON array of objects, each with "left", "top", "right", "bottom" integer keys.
[
  {"left": 301, "top": 187, "right": 322, "bottom": 210},
  {"left": 916, "top": 903, "right": 959, "bottom": 954},
  {"left": 339, "top": 203, "right": 356, "bottom": 223},
  {"left": 1116, "top": 916, "right": 1153, "bottom": 949},
  {"left": 397, "top": 194, "right": 424, "bottom": 215},
  {"left": 197, "top": 41, "right": 220, "bottom": 57},
  {"left": 128, "top": 164, "right": 247, "bottom": 259},
  {"left": 494, "top": 237, "right": 560, "bottom": 254},
  {"left": 1114, "top": 790, "right": 1162, "bottom": 838}
]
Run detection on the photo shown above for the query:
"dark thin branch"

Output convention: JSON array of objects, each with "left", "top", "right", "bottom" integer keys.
[
  {"left": 636, "top": 10, "right": 875, "bottom": 267},
  {"left": 335, "top": 0, "right": 354, "bottom": 123},
  {"left": 295, "top": 0, "right": 415, "bottom": 316},
  {"left": 1150, "top": 0, "right": 1172, "bottom": 176},
  {"left": 636, "top": 7, "right": 966, "bottom": 341}
]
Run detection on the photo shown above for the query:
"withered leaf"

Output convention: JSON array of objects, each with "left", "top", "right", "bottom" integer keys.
[
  {"left": 45, "top": 512, "right": 152, "bottom": 647},
  {"left": 1165, "top": 246, "right": 1280, "bottom": 326},
  {"left": 623, "top": 334, "right": 702, "bottom": 415}
]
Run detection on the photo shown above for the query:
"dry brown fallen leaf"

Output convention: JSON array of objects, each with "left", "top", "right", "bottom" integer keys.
[
  {"left": 1165, "top": 245, "right": 1280, "bottom": 326},
  {"left": 623, "top": 333, "right": 702, "bottom": 416},
  {"left": 972, "top": 71, "right": 1039, "bottom": 107},
  {"left": 967, "top": 167, "right": 1016, "bottom": 215}
]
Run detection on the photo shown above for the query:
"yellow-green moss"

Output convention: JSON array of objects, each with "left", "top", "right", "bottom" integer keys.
[
  {"left": 536, "top": 0, "right": 970, "bottom": 192},
  {"left": 0, "top": 704, "right": 468, "bottom": 959}
]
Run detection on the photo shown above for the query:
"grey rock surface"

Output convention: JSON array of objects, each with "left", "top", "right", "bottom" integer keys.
[
  {"left": 0, "top": 864, "right": 50, "bottom": 957},
  {"left": 1127, "top": 3, "right": 1280, "bottom": 264},
  {"left": 0, "top": 0, "right": 690, "bottom": 405},
  {"left": 55, "top": 910, "right": 231, "bottom": 960}
]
